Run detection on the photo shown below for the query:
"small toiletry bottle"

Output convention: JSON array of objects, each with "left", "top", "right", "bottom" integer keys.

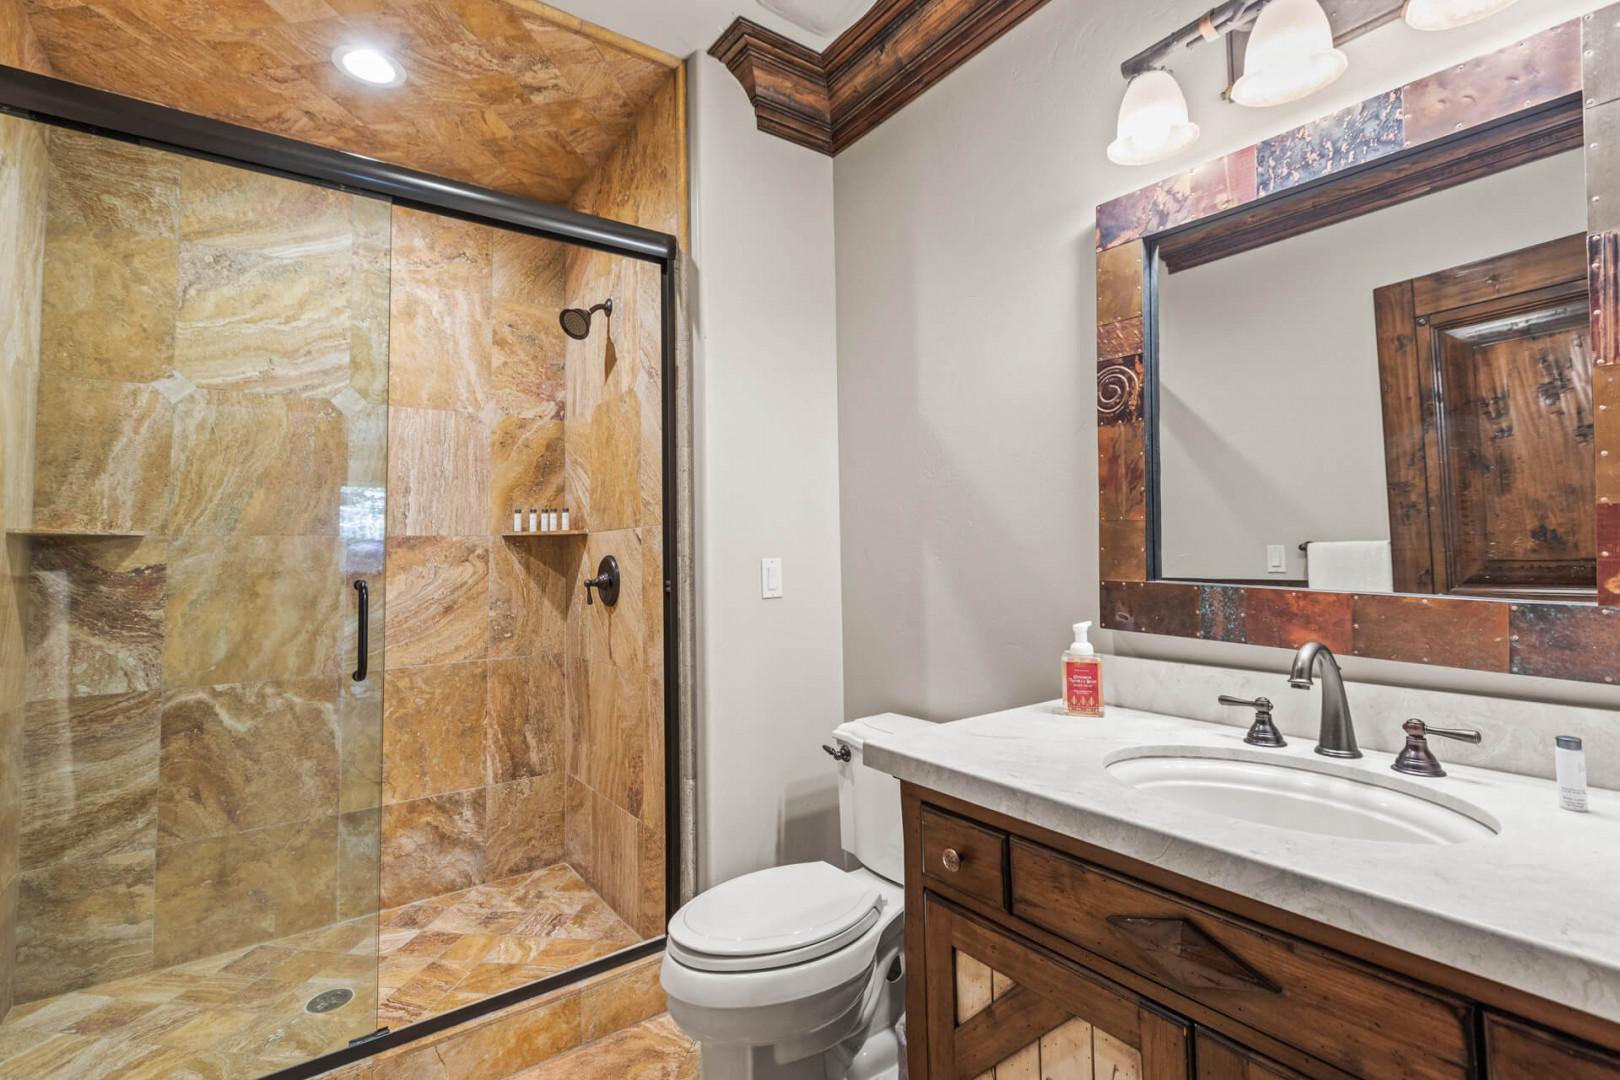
[
  {"left": 1063, "top": 622, "right": 1104, "bottom": 717},
  {"left": 528, "top": 507, "right": 539, "bottom": 532},
  {"left": 513, "top": 507, "right": 523, "bottom": 532},
  {"left": 548, "top": 508, "right": 560, "bottom": 532},
  {"left": 561, "top": 507, "right": 571, "bottom": 531},
  {"left": 540, "top": 508, "right": 551, "bottom": 533},
  {"left": 1556, "top": 735, "right": 1588, "bottom": 813}
]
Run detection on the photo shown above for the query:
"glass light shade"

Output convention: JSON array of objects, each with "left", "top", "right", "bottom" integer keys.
[
  {"left": 1107, "top": 70, "right": 1201, "bottom": 166},
  {"left": 1402, "top": 0, "right": 1521, "bottom": 32},
  {"left": 1231, "top": 0, "right": 1348, "bottom": 108}
]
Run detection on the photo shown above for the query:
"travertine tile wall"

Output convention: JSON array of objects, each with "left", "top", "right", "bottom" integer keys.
[
  {"left": 11, "top": 129, "right": 390, "bottom": 1003},
  {"left": 377, "top": 208, "right": 574, "bottom": 909},
  {"left": 0, "top": 0, "right": 50, "bottom": 1020},
  {"left": 560, "top": 74, "right": 683, "bottom": 939},
  {"left": 0, "top": 0, "right": 50, "bottom": 1023},
  {"left": 377, "top": 70, "right": 683, "bottom": 939}
]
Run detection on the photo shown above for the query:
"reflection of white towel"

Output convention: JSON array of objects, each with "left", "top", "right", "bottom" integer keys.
[{"left": 1306, "top": 541, "right": 1393, "bottom": 593}]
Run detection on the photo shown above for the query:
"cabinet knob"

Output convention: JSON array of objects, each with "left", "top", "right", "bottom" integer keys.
[{"left": 941, "top": 848, "right": 962, "bottom": 873}]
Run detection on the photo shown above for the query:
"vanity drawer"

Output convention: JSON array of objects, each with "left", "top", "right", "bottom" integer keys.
[
  {"left": 1009, "top": 839, "right": 1475, "bottom": 1080},
  {"left": 919, "top": 805, "right": 1006, "bottom": 907}
]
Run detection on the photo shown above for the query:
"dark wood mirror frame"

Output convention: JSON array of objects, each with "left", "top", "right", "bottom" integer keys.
[{"left": 1094, "top": 11, "right": 1620, "bottom": 685}]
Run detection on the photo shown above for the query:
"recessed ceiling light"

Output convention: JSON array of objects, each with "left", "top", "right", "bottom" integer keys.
[{"left": 332, "top": 45, "right": 405, "bottom": 88}]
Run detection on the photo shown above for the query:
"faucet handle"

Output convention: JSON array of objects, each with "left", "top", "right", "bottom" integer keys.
[
  {"left": 1402, "top": 718, "right": 1482, "bottom": 744},
  {"left": 1218, "top": 695, "right": 1286, "bottom": 748},
  {"left": 1392, "top": 718, "right": 1482, "bottom": 778}
]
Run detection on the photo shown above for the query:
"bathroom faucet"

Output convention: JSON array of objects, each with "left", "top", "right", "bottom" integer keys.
[{"left": 1288, "top": 642, "right": 1361, "bottom": 759}]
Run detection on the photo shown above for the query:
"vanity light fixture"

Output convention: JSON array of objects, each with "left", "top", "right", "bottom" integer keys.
[
  {"left": 332, "top": 45, "right": 406, "bottom": 88},
  {"left": 1109, "top": 0, "right": 1351, "bottom": 164},
  {"left": 1229, "top": 0, "right": 1347, "bottom": 107},
  {"left": 1402, "top": 0, "right": 1522, "bottom": 32},
  {"left": 1108, "top": 70, "right": 1201, "bottom": 166}
]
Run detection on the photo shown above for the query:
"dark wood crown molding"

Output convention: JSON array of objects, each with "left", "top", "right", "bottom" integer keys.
[
  {"left": 709, "top": 17, "right": 834, "bottom": 154},
  {"left": 709, "top": 0, "right": 1053, "bottom": 156}
]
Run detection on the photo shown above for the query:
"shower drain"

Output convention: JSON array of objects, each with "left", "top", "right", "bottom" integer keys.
[{"left": 305, "top": 988, "right": 355, "bottom": 1014}]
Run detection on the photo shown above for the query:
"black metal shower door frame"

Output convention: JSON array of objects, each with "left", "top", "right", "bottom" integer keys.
[{"left": 0, "top": 64, "right": 685, "bottom": 1080}]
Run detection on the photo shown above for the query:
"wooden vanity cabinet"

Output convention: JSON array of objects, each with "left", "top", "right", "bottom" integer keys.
[{"left": 901, "top": 784, "right": 1620, "bottom": 1080}]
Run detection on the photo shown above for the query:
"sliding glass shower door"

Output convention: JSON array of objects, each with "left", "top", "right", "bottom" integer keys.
[
  {"left": 1, "top": 87, "right": 677, "bottom": 1077},
  {"left": 1, "top": 117, "right": 388, "bottom": 1074}
]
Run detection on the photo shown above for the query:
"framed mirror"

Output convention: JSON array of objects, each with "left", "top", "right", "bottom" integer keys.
[{"left": 1093, "top": 13, "right": 1620, "bottom": 683}]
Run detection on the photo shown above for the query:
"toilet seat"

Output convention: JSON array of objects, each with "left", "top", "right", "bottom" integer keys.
[{"left": 667, "top": 862, "right": 885, "bottom": 974}]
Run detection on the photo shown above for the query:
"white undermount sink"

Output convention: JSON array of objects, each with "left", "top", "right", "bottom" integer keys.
[{"left": 1105, "top": 749, "right": 1500, "bottom": 845}]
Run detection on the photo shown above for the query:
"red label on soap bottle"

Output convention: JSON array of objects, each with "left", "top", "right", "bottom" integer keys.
[{"left": 1064, "top": 660, "right": 1102, "bottom": 716}]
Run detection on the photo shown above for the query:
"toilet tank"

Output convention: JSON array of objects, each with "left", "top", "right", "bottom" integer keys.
[{"left": 833, "top": 713, "right": 934, "bottom": 884}]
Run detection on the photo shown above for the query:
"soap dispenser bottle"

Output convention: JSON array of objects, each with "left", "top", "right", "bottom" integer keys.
[{"left": 1063, "top": 621, "right": 1104, "bottom": 717}]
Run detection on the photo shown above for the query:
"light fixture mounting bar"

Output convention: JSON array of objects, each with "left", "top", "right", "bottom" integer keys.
[{"left": 1120, "top": 0, "right": 1268, "bottom": 78}]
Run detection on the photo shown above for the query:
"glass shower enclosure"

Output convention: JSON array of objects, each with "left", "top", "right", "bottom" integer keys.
[{"left": 0, "top": 69, "right": 678, "bottom": 1080}]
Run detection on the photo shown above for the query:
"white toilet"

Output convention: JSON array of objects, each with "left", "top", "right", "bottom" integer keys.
[{"left": 661, "top": 714, "right": 932, "bottom": 1080}]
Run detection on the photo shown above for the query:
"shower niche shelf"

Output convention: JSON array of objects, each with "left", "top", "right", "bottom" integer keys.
[
  {"left": 502, "top": 530, "right": 587, "bottom": 539},
  {"left": 6, "top": 528, "right": 145, "bottom": 539}
]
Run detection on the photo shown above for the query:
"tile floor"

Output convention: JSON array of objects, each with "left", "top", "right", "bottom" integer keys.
[
  {"left": 0, "top": 863, "right": 639, "bottom": 1079},
  {"left": 376, "top": 863, "right": 640, "bottom": 1027},
  {"left": 511, "top": 1014, "right": 698, "bottom": 1080}
]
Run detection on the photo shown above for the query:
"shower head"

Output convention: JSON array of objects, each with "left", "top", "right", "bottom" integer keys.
[{"left": 559, "top": 298, "right": 612, "bottom": 340}]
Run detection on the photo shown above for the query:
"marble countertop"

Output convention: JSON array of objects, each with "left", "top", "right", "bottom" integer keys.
[{"left": 861, "top": 703, "right": 1620, "bottom": 1024}]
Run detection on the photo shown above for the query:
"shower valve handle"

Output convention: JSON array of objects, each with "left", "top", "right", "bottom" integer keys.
[{"left": 583, "top": 555, "right": 621, "bottom": 607}]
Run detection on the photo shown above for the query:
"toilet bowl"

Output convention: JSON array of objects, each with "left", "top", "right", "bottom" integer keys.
[{"left": 661, "top": 714, "right": 932, "bottom": 1080}]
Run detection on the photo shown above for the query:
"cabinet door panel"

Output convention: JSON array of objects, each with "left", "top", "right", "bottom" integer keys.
[
  {"left": 924, "top": 892, "right": 1190, "bottom": 1080},
  {"left": 1196, "top": 1029, "right": 1309, "bottom": 1080},
  {"left": 1486, "top": 1013, "right": 1620, "bottom": 1079}
]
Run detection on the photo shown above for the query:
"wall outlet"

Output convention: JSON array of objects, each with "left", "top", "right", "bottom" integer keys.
[
  {"left": 761, "top": 557, "right": 784, "bottom": 598},
  {"left": 1266, "top": 545, "right": 1287, "bottom": 574}
]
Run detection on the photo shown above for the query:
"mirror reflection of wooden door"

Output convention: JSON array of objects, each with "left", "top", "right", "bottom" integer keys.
[{"left": 1374, "top": 234, "right": 1594, "bottom": 599}]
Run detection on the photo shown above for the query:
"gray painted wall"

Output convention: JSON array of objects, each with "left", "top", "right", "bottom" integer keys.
[
  {"left": 1159, "top": 149, "right": 1588, "bottom": 581},
  {"left": 833, "top": 0, "right": 1620, "bottom": 721}
]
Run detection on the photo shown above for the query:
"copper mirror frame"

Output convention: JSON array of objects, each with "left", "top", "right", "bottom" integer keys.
[{"left": 1094, "top": 10, "right": 1620, "bottom": 684}]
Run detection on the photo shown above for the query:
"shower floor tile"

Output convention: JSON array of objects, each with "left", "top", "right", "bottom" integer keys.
[
  {"left": 375, "top": 863, "right": 640, "bottom": 1028},
  {"left": 0, "top": 863, "right": 640, "bottom": 1079}
]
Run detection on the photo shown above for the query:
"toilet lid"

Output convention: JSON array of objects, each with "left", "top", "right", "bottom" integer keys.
[{"left": 668, "top": 863, "right": 883, "bottom": 971}]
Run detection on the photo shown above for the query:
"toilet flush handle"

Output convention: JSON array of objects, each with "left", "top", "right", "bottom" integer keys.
[
  {"left": 821, "top": 743, "right": 851, "bottom": 762},
  {"left": 940, "top": 848, "right": 962, "bottom": 873}
]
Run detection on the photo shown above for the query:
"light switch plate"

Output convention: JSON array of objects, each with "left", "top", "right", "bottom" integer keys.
[
  {"left": 1266, "top": 545, "right": 1287, "bottom": 574},
  {"left": 761, "top": 557, "right": 784, "bottom": 599}
]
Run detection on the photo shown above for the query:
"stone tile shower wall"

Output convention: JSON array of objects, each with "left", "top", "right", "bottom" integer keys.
[
  {"left": 560, "top": 74, "right": 682, "bottom": 940},
  {"left": 376, "top": 74, "right": 679, "bottom": 938},
  {"left": 377, "top": 201, "right": 668, "bottom": 939},
  {"left": 8, "top": 129, "right": 390, "bottom": 1003},
  {"left": 0, "top": 0, "right": 50, "bottom": 1018},
  {"left": 377, "top": 208, "right": 573, "bottom": 909}
]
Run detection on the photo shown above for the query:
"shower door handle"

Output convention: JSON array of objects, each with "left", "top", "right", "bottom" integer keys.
[{"left": 352, "top": 580, "right": 369, "bottom": 682}]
